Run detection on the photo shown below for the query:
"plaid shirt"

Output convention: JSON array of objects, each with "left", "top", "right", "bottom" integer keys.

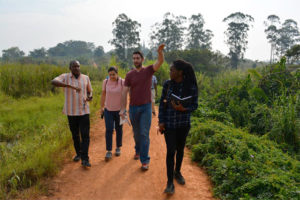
[{"left": 159, "top": 80, "right": 198, "bottom": 129}]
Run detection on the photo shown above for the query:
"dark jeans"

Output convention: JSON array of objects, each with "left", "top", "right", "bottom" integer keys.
[
  {"left": 104, "top": 109, "right": 123, "bottom": 151},
  {"left": 164, "top": 126, "right": 190, "bottom": 183},
  {"left": 67, "top": 114, "right": 90, "bottom": 161},
  {"left": 129, "top": 103, "right": 152, "bottom": 164}
]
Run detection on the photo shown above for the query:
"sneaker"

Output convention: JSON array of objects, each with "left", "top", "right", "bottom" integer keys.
[
  {"left": 134, "top": 153, "right": 139, "bottom": 160},
  {"left": 105, "top": 151, "right": 112, "bottom": 161},
  {"left": 73, "top": 155, "right": 81, "bottom": 162},
  {"left": 174, "top": 171, "right": 185, "bottom": 185},
  {"left": 115, "top": 148, "right": 121, "bottom": 156},
  {"left": 141, "top": 163, "right": 149, "bottom": 171},
  {"left": 164, "top": 182, "right": 175, "bottom": 194},
  {"left": 81, "top": 160, "right": 91, "bottom": 167}
]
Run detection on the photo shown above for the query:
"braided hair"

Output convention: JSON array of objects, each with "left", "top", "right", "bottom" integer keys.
[{"left": 172, "top": 59, "right": 198, "bottom": 96}]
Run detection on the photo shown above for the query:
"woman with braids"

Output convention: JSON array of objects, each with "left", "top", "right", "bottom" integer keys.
[
  {"left": 100, "top": 66, "right": 124, "bottom": 161},
  {"left": 158, "top": 60, "right": 198, "bottom": 194}
]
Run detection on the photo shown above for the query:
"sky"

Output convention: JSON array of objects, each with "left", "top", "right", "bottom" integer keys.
[{"left": 0, "top": 0, "right": 299, "bottom": 61}]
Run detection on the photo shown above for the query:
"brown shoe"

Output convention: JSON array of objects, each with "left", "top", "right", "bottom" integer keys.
[
  {"left": 141, "top": 163, "right": 149, "bottom": 171},
  {"left": 134, "top": 154, "right": 139, "bottom": 160}
]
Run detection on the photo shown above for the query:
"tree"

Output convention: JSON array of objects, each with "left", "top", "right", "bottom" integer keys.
[
  {"left": 277, "top": 19, "right": 300, "bottom": 57},
  {"left": 264, "top": 16, "right": 300, "bottom": 61},
  {"left": 186, "top": 13, "right": 213, "bottom": 50},
  {"left": 286, "top": 44, "right": 300, "bottom": 64},
  {"left": 264, "top": 15, "right": 281, "bottom": 63},
  {"left": 223, "top": 12, "right": 254, "bottom": 69},
  {"left": 29, "top": 47, "right": 47, "bottom": 58},
  {"left": 150, "top": 12, "right": 186, "bottom": 52},
  {"left": 2, "top": 47, "right": 25, "bottom": 62},
  {"left": 94, "top": 46, "right": 105, "bottom": 58},
  {"left": 109, "top": 13, "right": 141, "bottom": 61},
  {"left": 48, "top": 40, "right": 95, "bottom": 57}
]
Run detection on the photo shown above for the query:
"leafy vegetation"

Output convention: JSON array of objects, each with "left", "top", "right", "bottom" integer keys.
[
  {"left": 187, "top": 120, "right": 300, "bottom": 200},
  {"left": 187, "top": 57, "right": 300, "bottom": 199}
]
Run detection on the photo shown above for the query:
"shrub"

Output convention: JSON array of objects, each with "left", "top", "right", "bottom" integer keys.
[{"left": 188, "top": 120, "right": 300, "bottom": 200}]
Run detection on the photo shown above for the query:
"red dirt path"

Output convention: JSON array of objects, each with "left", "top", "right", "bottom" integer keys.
[{"left": 41, "top": 108, "right": 215, "bottom": 200}]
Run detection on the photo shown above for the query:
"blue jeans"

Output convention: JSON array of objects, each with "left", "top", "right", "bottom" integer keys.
[
  {"left": 104, "top": 109, "right": 123, "bottom": 151},
  {"left": 129, "top": 103, "right": 152, "bottom": 164}
]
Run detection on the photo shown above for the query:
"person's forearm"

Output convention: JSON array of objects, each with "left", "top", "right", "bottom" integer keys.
[
  {"left": 153, "top": 51, "right": 164, "bottom": 71},
  {"left": 121, "top": 90, "right": 128, "bottom": 111},
  {"left": 100, "top": 92, "right": 106, "bottom": 109},
  {"left": 51, "top": 80, "right": 69, "bottom": 88},
  {"left": 122, "top": 93, "right": 127, "bottom": 111},
  {"left": 153, "top": 44, "right": 165, "bottom": 71},
  {"left": 157, "top": 50, "right": 164, "bottom": 66}
]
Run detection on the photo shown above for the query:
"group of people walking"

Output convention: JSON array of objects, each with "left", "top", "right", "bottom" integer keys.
[{"left": 51, "top": 44, "right": 198, "bottom": 194}]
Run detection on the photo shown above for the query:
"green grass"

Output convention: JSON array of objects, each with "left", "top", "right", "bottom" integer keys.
[
  {"left": 0, "top": 63, "right": 105, "bottom": 98},
  {"left": 0, "top": 81, "right": 101, "bottom": 199}
]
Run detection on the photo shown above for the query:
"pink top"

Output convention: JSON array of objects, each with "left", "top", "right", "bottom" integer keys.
[{"left": 102, "top": 78, "right": 124, "bottom": 111}]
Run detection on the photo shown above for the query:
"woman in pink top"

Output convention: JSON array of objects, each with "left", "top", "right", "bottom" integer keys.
[{"left": 100, "top": 67, "right": 124, "bottom": 161}]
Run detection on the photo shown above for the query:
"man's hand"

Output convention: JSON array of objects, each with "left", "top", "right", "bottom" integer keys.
[
  {"left": 119, "top": 109, "right": 126, "bottom": 120},
  {"left": 171, "top": 101, "right": 187, "bottom": 112},
  {"left": 159, "top": 123, "right": 165, "bottom": 134},
  {"left": 74, "top": 87, "right": 81, "bottom": 93},
  {"left": 67, "top": 84, "right": 81, "bottom": 92},
  {"left": 157, "top": 44, "right": 165, "bottom": 53},
  {"left": 86, "top": 96, "right": 93, "bottom": 101}
]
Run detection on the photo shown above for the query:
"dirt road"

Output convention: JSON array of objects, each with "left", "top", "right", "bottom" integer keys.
[{"left": 42, "top": 108, "right": 215, "bottom": 200}]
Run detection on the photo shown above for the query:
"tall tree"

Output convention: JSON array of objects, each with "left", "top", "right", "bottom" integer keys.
[
  {"left": 150, "top": 12, "right": 186, "bottom": 52},
  {"left": 47, "top": 40, "right": 95, "bottom": 57},
  {"left": 2, "top": 47, "right": 25, "bottom": 62},
  {"left": 264, "top": 15, "right": 281, "bottom": 63},
  {"left": 186, "top": 13, "right": 213, "bottom": 50},
  {"left": 109, "top": 13, "right": 141, "bottom": 61},
  {"left": 286, "top": 44, "right": 300, "bottom": 64},
  {"left": 93, "top": 46, "right": 105, "bottom": 58},
  {"left": 29, "top": 47, "right": 47, "bottom": 58},
  {"left": 277, "top": 19, "right": 300, "bottom": 57},
  {"left": 223, "top": 12, "right": 254, "bottom": 69}
]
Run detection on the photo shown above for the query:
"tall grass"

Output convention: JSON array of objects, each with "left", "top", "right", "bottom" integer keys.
[
  {"left": 0, "top": 64, "right": 66, "bottom": 98},
  {"left": 0, "top": 64, "right": 106, "bottom": 98},
  {"left": 0, "top": 81, "right": 101, "bottom": 199}
]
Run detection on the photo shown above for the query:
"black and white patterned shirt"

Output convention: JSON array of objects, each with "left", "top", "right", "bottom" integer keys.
[{"left": 158, "top": 80, "right": 198, "bottom": 129}]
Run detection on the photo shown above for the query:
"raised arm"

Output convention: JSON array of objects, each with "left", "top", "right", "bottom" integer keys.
[{"left": 153, "top": 44, "right": 165, "bottom": 72}]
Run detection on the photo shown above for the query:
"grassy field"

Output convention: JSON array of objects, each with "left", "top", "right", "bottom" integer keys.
[{"left": 0, "top": 79, "right": 101, "bottom": 199}]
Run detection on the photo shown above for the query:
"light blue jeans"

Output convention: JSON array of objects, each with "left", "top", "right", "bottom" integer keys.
[{"left": 129, "top": 103, "right": 152, "bottom": 164}]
